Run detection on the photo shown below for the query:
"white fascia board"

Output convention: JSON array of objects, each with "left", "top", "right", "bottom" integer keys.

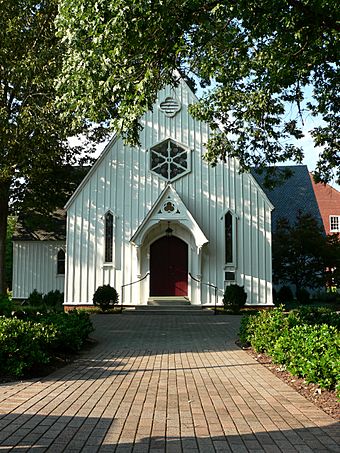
[
  {"left": 64, "top": 133, "right": 118, "bottom": 211},
  {"left": 248, "top": 172, "right": 275, "bottom": 211},
  {"left": 131, "top": 184, "right": 208, "bottom": 248}
]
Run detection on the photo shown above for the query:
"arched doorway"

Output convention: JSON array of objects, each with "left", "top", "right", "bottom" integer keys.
[{"left": 150, "top": 236, "right": 188, "bottom": 296}]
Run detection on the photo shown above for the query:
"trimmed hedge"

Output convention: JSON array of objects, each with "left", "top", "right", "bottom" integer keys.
[
  {"left": 42, "top": 311, "right": 94, "bottom": 353},
  {"left": 240, "top": 306, "right": 340, "bottom": 396},
  {"left": 292, "top": 306, "right": 340, "bottom": 330},
  {"left": 0, "top": 317, "right": 57, "bottom": 376},
  {"left": 0, "top": 311, "right": 94, "bottom": 377},
  {"left": 272, "top": 324, "right": 339, "bottom": 390}
]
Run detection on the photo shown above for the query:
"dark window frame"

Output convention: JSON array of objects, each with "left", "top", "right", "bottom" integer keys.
[
  {"left": 330, "top": 215, "right": 340, "bottom": 232},
  {"left": 105, "top": 211, "right": 114, "bottom": 263},
  {"left": 225, "top": 211, "right": 233, "bottom": 264},
  {"left": 57, "top": 249, "right": 65, "bottom": 275}
]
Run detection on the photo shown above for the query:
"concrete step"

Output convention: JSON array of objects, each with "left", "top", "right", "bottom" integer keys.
[
  {"left": 124, "top": 301, "right": 214, "bottom": 315},
  {"left": 136, "top": 305, "right": 202, "bottom": 311},
  {"left": 124, "top": 308, "right": 215, "bottom": 315},
  {"left": 147, "top": 297, "right": 191, "bottom": 306}
]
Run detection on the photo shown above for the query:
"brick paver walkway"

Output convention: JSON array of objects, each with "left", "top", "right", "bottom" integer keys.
[{"left": 0, "top": 313, "right": 339, "bottom": 452}]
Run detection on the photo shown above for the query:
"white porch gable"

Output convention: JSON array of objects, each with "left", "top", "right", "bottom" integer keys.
[{"left": 130, "top": 184, "right": 208, "bottom": 249}]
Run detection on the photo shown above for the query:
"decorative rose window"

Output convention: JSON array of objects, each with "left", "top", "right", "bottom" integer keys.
[{"left": 150, "top": 139, "right": 190, "bottom": 181}]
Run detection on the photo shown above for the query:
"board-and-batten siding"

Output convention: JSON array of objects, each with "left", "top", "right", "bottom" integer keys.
[
  {"left": 66, "top": 80, "right": 273, "bottom": 306},
  {"left": 12, "top": 241, "right": 65, "bottom": 298}
]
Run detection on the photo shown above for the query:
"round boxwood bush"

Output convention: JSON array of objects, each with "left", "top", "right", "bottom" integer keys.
[
  {"left": 93, "top": 284, "right": 119, "bottom": 312},
  {"left": 223, "top": 284, "right": 247, "bottom": 313}
]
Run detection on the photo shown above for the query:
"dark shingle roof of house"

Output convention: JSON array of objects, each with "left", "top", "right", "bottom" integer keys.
[
  {"left": 13, "top": 208, "right": 67, "bottom": 241},
  {"left": 251, "top": 165, "right": 323, "bottom": 230},
  {"left": 13, "top": 166, "right": 90, "bottom": 241}
]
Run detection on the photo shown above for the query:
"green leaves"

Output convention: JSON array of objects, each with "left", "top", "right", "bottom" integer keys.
[
  {"left": 223, "top": 284, "right": 247, "bottom": 313},
  {"left": 0, "top": 310, "right": 94, "bottom": 377},
  {"left": 57, "top": 0, "right": 339, "bottom": 183},
  {"left": 273, "top": 212, "right": 332, "bottom": 291},
  {"left": 0, "top": 1, "right": 106, "bottom": 293},
  {"left": 0, "top": 317, "right": 57, "bottom": 376},
  {"left": 93, "top": 284, "right": 119, "bottom": 312},
  {"left": 0, "top": 0, "right": 101, "bottom": 201},
  {"left": 241, "top": 306, "right": 340, "bottom": 394},
  {"left": 242, "top": 306, "right": 289, "bottom": 354},
  {"left": 272, "top": 324, "right": 340, "bottom": 390}
]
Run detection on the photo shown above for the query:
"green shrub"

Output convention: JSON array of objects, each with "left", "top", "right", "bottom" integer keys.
[
  {"left": 12, "top": 306, "right": 49, "bottom": 320},
  {"left": 277, "top": 286, "right": 294, "bottom": 303},
  {"left": 0, "top": 310, "right": 94, "bottom": 378},
  {"left": 247, "top": 306, "right": 289, "bottom": 354},
  {"left": 296, "top": 288, "right": 310, "bottom": 304},
  {"left": 293, "top": 306, "right": 340, "bottom": 330},
  {"left": 93, "top": 284, "right": 119, "bottom": 312},
  {"left": 43, "top": 290, "right": 64, "bottom": 311},
  {"left": 42, "top": 310, "right": 94, "bottom": 353},
  {"left": 223, "top": 284, "right": 247, "bottom": 312},
  {"left": 0, "top": 295, "right": 14, "bottom": 317},
  {"left": 272, "top": 324, "right": 340, "bottom": 390},
  {"left": 26, "top": 289, "right": 44, "bottom": 306},
  {"left": 239, "top": 312, "right": 258, "bottom": 345},
  {"left": 15, "top": 290, "right": 64, "bottom": 318},
  {"left": 239, "top": 304, "right": 340, "bottom": 395},
  {"left": 0, "top": 317, "right": 57, "bottom": 376}
]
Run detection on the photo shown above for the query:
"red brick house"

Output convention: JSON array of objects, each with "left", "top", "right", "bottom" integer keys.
[{"left": 309, "top": 174, "right": 340, "bottom": 235}]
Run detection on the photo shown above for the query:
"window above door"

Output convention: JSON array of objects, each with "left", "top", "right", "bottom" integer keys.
[{"left": 150, "top": 139, "right": 191, "bottom": 182}]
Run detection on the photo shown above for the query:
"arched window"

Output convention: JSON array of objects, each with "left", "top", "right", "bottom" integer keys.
[
  {"left": 105, "top": 212, "right": 114, "bottom": 262},
  {"left": 225, "top": 212, "right": 233, "bottom": 264},
  {"left": 57, "top": 249, "right": 65, "bottom": 275}
]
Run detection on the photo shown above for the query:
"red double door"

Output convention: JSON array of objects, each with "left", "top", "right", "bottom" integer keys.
[{"left": 150, "top": 236, "right": 188, "bottom": 296}]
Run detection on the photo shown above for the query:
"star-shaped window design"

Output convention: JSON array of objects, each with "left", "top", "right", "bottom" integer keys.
[{"left": 150, "top": 139, "right": 190, "bottom": 181}]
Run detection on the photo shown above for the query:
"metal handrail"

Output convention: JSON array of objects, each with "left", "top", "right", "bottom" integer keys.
[
  {"left": 188, "top": 273, "right": 218, "bottom": 315},
  {"left": 121, "top": 272, "right": 150, "bottom": 311}
]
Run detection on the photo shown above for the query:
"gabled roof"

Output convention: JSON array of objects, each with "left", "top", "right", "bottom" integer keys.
[
  {"left": 251, "top": 165, "right": 323, "bottom": 230},
  {"left": 130, "top": 184, "right": 208, "bottom": 248},
  {"left": 14, "top": 166, "right": 90, "bottom": 241},
  {"left": 64, "top": 134, "right": 117, "bottom": 210},
  {"left": 13, "top": 208, "right": 66, "bottom": 241}
]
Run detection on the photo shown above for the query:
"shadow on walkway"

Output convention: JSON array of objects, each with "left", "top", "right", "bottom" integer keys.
[
  {"left": 88, "top": 313, "right": 242, "bottom": 355},
  {"left": 0, "top": 413, "right": 339, "bottom": 452},
  {"left": 0, "top": 314, "right": 338, "bottom": 452}
]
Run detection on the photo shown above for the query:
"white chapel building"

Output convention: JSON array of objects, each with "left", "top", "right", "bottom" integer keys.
[{"left": 12, "top": 79, "right": 274, "bottom": 307}]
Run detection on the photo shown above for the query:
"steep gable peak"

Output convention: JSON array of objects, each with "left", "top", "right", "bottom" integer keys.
[{"left": 130, "top": 184, "right": 208, "bottom": 248}]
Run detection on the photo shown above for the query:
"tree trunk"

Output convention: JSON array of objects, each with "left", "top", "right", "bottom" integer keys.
[{"left": 0, "top": 181, "right": 10, "bottom": 295}]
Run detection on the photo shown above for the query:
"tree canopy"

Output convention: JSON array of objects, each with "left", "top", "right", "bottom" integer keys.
[
  {"left": 272, "top": 212, "right": 340, "bottom": 292},
  {"left": 57, "top": 0, "right": 339, "bottom": 184},
  {"left": 0, "top": 0, "right": 103, "bottom": 294}
]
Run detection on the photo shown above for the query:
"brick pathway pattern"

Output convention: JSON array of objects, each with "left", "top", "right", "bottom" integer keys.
[{"left": 0, "top": 313, "right": 339, "bottom": 452}]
